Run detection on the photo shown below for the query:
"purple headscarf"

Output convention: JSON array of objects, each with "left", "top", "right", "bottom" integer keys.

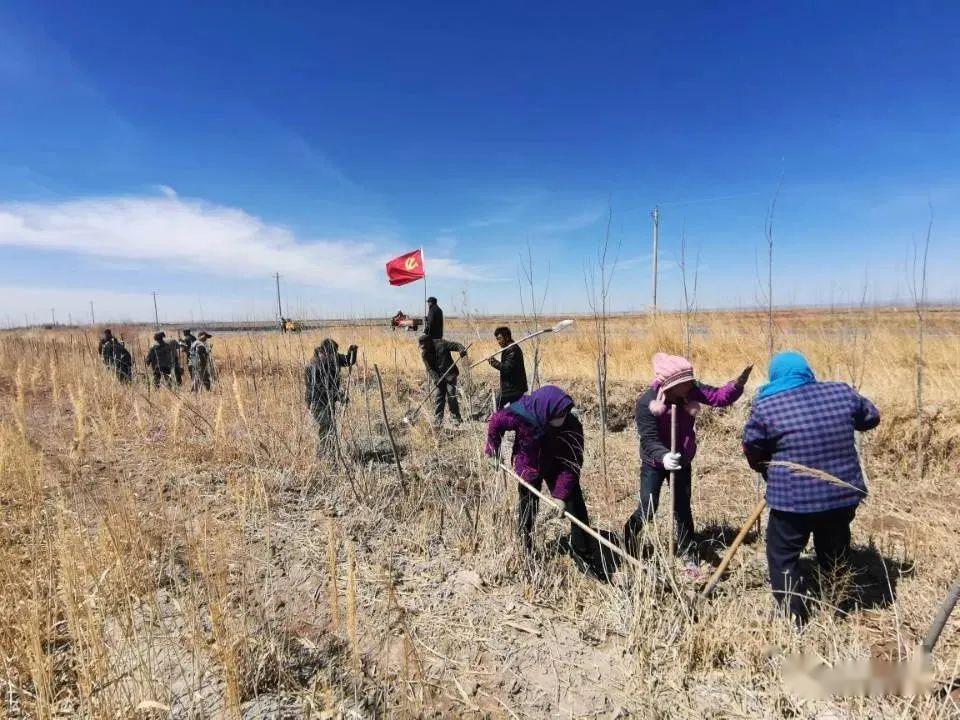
[{"left": 507, "top": 385, "right": 574, "bottom": 437}]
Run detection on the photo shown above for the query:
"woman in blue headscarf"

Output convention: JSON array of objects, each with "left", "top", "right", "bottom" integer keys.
[
  {"left": 485, "top": 386, "right": 604, "bottom": 579},
  {"left": 743, "top": 351, "right": 881, "bottom": 624},
  {"left": 755, "top": 351, "right": 817, "bottom": 400}
]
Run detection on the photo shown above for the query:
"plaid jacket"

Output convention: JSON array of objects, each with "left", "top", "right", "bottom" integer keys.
[{"left": 742, "top": 382, "right": 880, "bottom": 513}]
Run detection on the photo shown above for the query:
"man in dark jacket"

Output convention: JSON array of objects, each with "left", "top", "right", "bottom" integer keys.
[
  {"left": 488, "top": 326, "right": 527, "bottom": 409},
  {"left": 98, "top": 329, "right": 133, "bottom": 383},
  {"left": 305, "top": 339, "right": 358, "bottom": 447},
  {"left": 424, "top": 297, "right": 443, "bottom": 339},
  {"left": 145, "top": 331, "right": 179, "bottom": 388},
  {"left": 179, "top": 329, "right": 197, "bottom": 381},
  {"left": 189, "top": 331, "right": 215, "bottom": 392},
  {"left": 418, "top": 334, "right": 465, "bottom": 426}
]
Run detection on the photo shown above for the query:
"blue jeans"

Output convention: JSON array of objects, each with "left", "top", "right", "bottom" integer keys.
[{"left": 624, "top": 463, "right": 695, "bottom": 558}]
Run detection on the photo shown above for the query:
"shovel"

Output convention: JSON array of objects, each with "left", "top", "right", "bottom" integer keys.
[
  {"left": 467, "top": 319, "right": 574, "bottom": 370},
  {"left": 922, "top": 577, "right": 960, "bottom": 655}
]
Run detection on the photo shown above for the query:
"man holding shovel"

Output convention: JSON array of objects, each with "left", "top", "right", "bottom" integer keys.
[
  {"left": 418, "top": 334, "right": 466, "bottom": 427},
  {"left": 487, "top": 326, "right": 528, "bottom": 409},
  {"left": 743, "top": 351, "right": 880, "bottom": 625},
  {"left": 623, "top": 353, "right": 752, "bottom": 571}
]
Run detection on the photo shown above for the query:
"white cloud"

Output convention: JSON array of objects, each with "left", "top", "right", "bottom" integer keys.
[{"left": 0, "top": 191, "right": 474, "bottom": 288}]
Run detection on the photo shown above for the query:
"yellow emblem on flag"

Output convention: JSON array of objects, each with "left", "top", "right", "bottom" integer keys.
[{"left": 404, "top": 256, "right": 419, "bottom": 271}]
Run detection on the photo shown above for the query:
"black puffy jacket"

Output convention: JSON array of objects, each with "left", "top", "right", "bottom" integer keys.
[
  {"left": 424, "top": 304, "right": 444, "bottom": 339},
  {"left": 421, "top": 339, "right": 465, "bottom": 381},
  {"left": 490, "top": 344, "right": 527, "bottom": 397}
]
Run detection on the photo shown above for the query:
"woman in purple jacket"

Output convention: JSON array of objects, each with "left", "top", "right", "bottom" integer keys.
[
  {"left": 624, "top": 353, "right": 752, "bottom": 564},
  {"left": 484, "top": 386, "right": 603, "bottom": 578}
]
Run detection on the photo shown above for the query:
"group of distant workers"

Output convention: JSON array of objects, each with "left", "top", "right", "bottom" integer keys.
[
  {"left": 302, "top": 297, "right": 526, "bottom": 451},
  {"left": 97, "top": 328, "right": 215, "bottom": 391}
]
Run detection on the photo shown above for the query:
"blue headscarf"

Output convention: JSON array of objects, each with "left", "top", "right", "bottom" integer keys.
[
  {"left": 508, "top": 385, "right": 574, "bottom": 437},
  {"left": 757, "top": 351, "right": 816, "bottom": 400}
]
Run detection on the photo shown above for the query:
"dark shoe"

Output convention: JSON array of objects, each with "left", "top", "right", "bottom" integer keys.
[{"left": 570, "top": 550, "right": 611, "bottom": 583}]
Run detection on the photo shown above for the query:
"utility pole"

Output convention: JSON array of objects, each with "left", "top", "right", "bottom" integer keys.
[
  {"left": 651, "top": 206, "right": 660, "bottom": 311},
  {"left": 51, "top": 308, "right": 56, "bottom": 326},
  {"left": 152, "top": 292, "right": 160, "bottom": 329},
  {"left": 89, "top": 300, "right": 95, "bottom": 326},
  {"left": 274, "top": 273, "right": 283, "bottom": 321}
]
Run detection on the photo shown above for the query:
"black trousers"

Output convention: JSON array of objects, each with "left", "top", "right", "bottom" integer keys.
[
  {"left": 152, "top": 367, "right": 175, "bottom": 388},
  {"left": 766, "top": 505, "right": 856, "bottom": 623},
  {"left": 624, "top": 463, "right": 695, "bottom": 558},
  {"left": 433, "top": 378, "right": 461, "bottom": 424},
  {"left": 496, "top": 390, "right": 524, "bottom": 410},
  {"left": 517, "top": 483, "right": 595, "bottom": 564}
]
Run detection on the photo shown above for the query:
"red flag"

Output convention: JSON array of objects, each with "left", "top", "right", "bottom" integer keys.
[{"left": 385, "top": 249, "right": 425, "bottom": 286}]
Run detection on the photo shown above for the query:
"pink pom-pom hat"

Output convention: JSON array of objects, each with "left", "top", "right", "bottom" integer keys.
[{"left": 648, "top": 353, "right": 699, "bottom": 416}]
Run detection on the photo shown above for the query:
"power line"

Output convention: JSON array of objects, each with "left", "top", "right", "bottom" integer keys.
[{"left": 274, "top": 273, "right": 283, "bottom": 321}]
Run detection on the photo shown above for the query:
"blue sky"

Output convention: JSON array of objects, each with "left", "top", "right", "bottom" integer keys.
[{"left": 0, "top": 1, "right": 957, "bottom": 324}]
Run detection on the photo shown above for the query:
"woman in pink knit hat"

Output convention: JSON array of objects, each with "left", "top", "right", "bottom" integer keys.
[{"left": 623, "top": 353, "right": 752, "bottom": 567}]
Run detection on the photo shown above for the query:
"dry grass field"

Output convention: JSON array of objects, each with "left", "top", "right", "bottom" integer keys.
[{"left": 0, "top": 309, "right": 958, "bottom": 719}]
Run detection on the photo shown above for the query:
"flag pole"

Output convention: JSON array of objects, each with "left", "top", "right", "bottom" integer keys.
[{"left": 421, "top": 246, "right": 427, "bottom": 318}]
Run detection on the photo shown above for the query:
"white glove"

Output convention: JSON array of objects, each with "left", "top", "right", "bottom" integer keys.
[
  {"left": 553, "top": 499, "right": 567, "bottom": 519},
  {"left": 662, "top": 452, "right": 682, "bottom": 471}
]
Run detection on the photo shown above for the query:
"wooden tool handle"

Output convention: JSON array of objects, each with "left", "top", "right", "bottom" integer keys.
[
  {"left": 494, "top": 461, "right": 644, "bottom": 573},
  {"left": 698, "top": 498, "right": 767, "bottom": 600}
]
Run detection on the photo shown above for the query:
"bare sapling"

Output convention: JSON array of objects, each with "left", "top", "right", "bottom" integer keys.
[
  {"left": 752, "top": 181, "right": 781, "bottom": 534},
  {"left": 518, "top": 240, "right": 550, "bottom": 390},
  {"left": 584, "top": 205, "right": 621, "bottom": 499},
  {"left": 363, "top": 354, "right": 372, "bottom": 436},
  {"left": 756, "top": 180, "right": 781, "bottom": 363},
  {"left": 907, "top": 207, "right": 932, "bottom": 479},
  {"left": 374, "top": 364, "right": 405, "bottom": 487},
  {"left": 678, "top": 221, "right": 701, "bottom": 360}
]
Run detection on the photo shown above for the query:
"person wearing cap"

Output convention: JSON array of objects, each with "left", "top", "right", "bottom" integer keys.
[
  {"left": 623, "top": 353, "right": 752, "bottom": 565},
  {"left": 424, "top": 296, "right": 443, "bottom": 340},
  {"left": 743, "top": 351, "right": 880, "bottom": 624},
  {"left": 179, "top": 329, "right": 197, "bottom": 382},
  {"left": 189, "top": 331, "right": 215, "bottom": 392},
  {"left": 418, "top": 334, "right": 466, "bottom": 427},
  {"left": 145, "top": 331, "right": 179, "bottom": 388},
  {"left": 304, "top": 339, "right": 358, "bottom": 449},
  {"left": 98, "top": 328, "right": 133, "bottom": 383}
]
